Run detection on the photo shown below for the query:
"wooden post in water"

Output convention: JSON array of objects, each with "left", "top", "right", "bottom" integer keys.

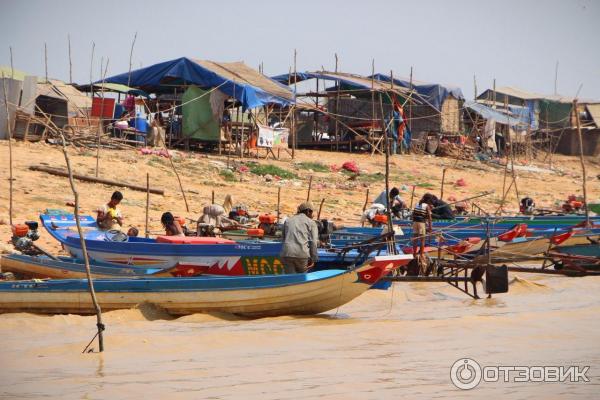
[
  {"left": 573, "top": 99, "right": 590, "bottom": 226},
  {"left": 60, "top": 134, "right": 105, "bottom": 352},
  {"left": 379, "top": 92, "right": 395, "bottom": 253},
  {"left": 2, "top": 73, "right": 14, "bottom": 226},
  {"left": 145, "top": 173, "right": 150, "bottom": 238},
  {"left": 306, "top": 175, "right": 313, "bottom": 202},
  {"left": 440, "top": 168, "right": 447, "bottom": 200}
]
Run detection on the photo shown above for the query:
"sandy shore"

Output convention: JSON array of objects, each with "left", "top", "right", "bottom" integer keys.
[{"left": 0, "top": 140, "right": 598, "bottom": 254}]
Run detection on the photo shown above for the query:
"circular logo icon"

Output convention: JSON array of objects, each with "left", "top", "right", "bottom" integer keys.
[{"left": 450, "top": 358, "right": 482, "bottom": 390}]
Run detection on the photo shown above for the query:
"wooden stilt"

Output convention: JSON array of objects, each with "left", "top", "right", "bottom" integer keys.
[
  {"left": 2, "top": 73, "right": 14, "bottom": 226},
  {"left": 145, "top": 173, "right": 150, "bottom": 238},
  {"left": 573, "top": 99, "right": 590, "bottom": 226}
]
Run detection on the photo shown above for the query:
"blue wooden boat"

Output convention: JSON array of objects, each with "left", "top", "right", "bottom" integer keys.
[
  {"left": 0, "top": 255, "right": 410, "bottom": 317},
  {"left": 0, "top": 253, "right": 206, "bottom": 279},
  {"left": 42, "top": 214, "right": 286, "bottom": 275}
]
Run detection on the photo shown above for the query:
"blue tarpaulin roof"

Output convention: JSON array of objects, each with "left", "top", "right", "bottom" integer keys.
[
  {"left": 100, "top": 57, "right": 294, "bottom": 110},
  {"left": 465, "top": 101, "right": 530, "bottom": 128},
  {"left": 371, "top": 74, "right": 464, "bottom": 111}
]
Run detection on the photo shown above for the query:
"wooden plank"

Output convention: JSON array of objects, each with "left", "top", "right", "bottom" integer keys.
[{"left": 29, "top": 165, "right": 165, "bottom": 195}]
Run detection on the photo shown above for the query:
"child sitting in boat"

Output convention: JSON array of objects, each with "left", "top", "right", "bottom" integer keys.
[
  {"left": 97, "top": 191, "right": 124, "bottom": 230},
  {"left": 161, "top": 212, "right": 185, "bottom": 237}
]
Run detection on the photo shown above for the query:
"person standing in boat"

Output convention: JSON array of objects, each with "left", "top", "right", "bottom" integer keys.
[
  {"left": 160, "top": 212, "right": 185, "bottom": 237},
  {"left": 411, "top": 197, "right": 432, "bottom": 259},
  {"left": 96, "top": 191, "right": 124, "bottom": 230},
  {"left": 280, "top": 202, "right": 319, "bottom": 274}
]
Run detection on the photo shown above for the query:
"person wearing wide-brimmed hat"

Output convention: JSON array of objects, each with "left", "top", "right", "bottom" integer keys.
[{"left": 280, "top": 202, "right": 319, "bottom": 274}]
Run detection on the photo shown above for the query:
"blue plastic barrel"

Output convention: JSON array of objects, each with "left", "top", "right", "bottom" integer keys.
[{"left": 134, "top": 116, "right": 148, "bottom": 133}]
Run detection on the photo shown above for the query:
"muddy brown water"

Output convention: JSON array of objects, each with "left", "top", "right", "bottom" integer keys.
[{"left": 1, "top": 274, "right": 599, "bottom": 399}]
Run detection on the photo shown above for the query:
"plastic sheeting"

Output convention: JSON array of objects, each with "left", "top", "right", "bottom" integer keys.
[
  {"left": 465, "top": 101, "right": 529, "bottom": 129},
  {"left": 182, "top": 85, "right": 221, "bottom": 141},
  {"left": 100, "top": 58, "right": 294, "bottom": 110}
]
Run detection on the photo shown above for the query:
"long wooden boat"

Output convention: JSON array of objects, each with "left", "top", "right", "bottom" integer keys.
[
  {"left": 0, "top": 255, "right": 410, "bottom": 317},
  {"left": 42, "top": 214, "right": 286, "bottom": 273},
  {"left": 0, "top": 254, "right": 208, "bottom": 279},
  {"left": 0, "top": 251, "right": 413, "bottom": 281}
]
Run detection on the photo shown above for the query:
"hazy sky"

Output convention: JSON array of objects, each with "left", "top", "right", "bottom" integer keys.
[{"left": 1, "top": 0, "right": 598, "bottom": 99}]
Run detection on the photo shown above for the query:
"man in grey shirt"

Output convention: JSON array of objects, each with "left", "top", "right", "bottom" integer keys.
[{"left": 280, "top": 202, "right": 319, "bottom": 274}]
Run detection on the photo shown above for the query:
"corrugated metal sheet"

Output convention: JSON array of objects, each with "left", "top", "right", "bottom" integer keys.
[{"left": 587, "top": 104, "right": 600, "bottom": 128}]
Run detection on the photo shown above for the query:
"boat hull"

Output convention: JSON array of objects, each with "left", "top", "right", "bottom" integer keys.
[{"left": 0, "top": 255, "right": 410, "bottom": 317}]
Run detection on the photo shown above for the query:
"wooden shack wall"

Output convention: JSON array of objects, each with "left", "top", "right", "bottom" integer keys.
[
  {"left": 440, "top": 96, "right": 461, "bottom": 133},
  {"left": 555, "top": 128, "right": 600, "bottom": 156}
]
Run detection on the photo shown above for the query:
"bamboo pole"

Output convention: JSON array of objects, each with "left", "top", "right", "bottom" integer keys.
[
  {"left": 361, "top": 187, "right": 370, "bottom": 227},
  {"left": 410, "top": 185, "right": 416, "bottom": 209},
  {"left": 68, "top": 34, "right": 73, "bottom": 84},
  {"left": 96, "top": 57, "right": 109, "bottom": 177},
  {"left": 88, "top": 41, "right": 95, "bottom": 100},
  {"left": 145, "top": 173, "right": 150, "bottom": 238},
  {"left": 2, "top": 72, "right": 13, "bottom": 226},
  {"left": 473, "top": 75, "right": 477, "bottom": 99},
  {"left": 306, "top": 175, "right": 313, "bottom": 202},
  {"left": 371, "top": 60, "right": 375, "bottom": 139},
  {"left": 211, "top": 190, "right": 215, "bottom": 204},
  {"left": 59, "top": 134, "right": 105, "bottom": 352},
  {"left": 573, "top": 99, "right": 590, "bottom": 226},
  {"left": 168, "top": 153, "right": 189, "bottom": 212},
  {"left": 440, "top": 167, "right": 447, "bottom": 200},
  {"left": 127, "top": 32, "right": 138, "bottom": 87},
  {"left": 292, "top": 49, "right": 297, "bottom": 159},
  {"left": 317, "top": 198, "right": 326, "bottom": 220},
  {"left": 379, "top": 92, "right": 395, "bottom": 254},
  {"left": 9, "top": 46, "right": 14, "bottom": 79},
  {"left": 334, "top": 53, "right": 340, "bottom": 152},
  {"left": 44, "top": 42, "right": 48, "bottom": 83},
  {"left": 276, "top": 186, "right": 281, "bottom": 223},
  {"left": 408, "top": 67, "right": 413, "bottom": 133}
]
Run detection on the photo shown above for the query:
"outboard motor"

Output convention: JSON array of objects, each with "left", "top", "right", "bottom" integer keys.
[
  {"left": 257, "top": 214, "right": 277, "bottom": 236},
  {"left": 11, "top": 221, "right": 41, "bottom": 254},
  {"left": 520, "top": 197, "right": 535, "bottom": 215},
  {"left": 315, "top": 219, "right": 336, "bottom": 245},
  {"left": 229, "top": 204, "right": 251, "bottom": 224}
]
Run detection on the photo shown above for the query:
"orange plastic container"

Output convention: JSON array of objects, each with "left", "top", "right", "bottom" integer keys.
[
  {"left": 259, "top": 214, "right": 276, "bottom": 224},
  {"left": 373, "top": 214, "right": 388, "bottom": 223},
  {"left": 11, "top": 224, "right": 29, "bottom": 237},
  {"left": 246, "top": 228, "right": 265, "bottom": 237}
]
